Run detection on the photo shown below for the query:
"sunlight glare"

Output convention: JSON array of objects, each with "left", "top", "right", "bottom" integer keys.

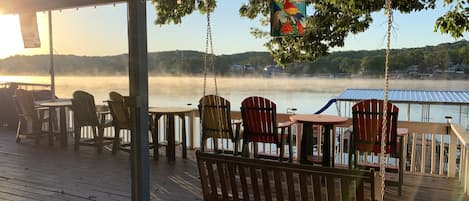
[{"left": 0, "top": 15, "right": 23, "bottom": 59}]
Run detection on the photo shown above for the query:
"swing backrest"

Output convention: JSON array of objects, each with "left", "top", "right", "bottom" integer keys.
[
  {"left": 198, "top": 95, "right": 234, "bottom": 141},
  {"left": 241, "top": 96, "right": 279, "bottom": 144},
  {"left": 352, "top": 99, "right": 399, "bottom": 154}
]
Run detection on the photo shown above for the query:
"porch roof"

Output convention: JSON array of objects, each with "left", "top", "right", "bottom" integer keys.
[{"left": 0, "top": 0, "right": 125, "bottom": 14}]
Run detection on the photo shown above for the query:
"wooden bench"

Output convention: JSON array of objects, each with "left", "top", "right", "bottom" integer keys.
[{"left": 196, "top": 151, "right": 376, "bottom": 201}]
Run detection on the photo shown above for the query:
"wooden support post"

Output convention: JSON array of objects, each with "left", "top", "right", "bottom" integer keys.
[{"left": 127, "top": 0, "right": 149, "bottom": 200}]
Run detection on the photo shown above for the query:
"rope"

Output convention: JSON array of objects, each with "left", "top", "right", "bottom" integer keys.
[
  {"left": 379, "top": 0, "right": 393, "bottom": 200},
  {"left": 201, "top": 1, "right": 223, "bottom": 152}
]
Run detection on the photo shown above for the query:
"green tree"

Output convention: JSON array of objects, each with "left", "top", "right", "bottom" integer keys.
[
  {"left": 361, "top": 55, "right": 386, "bottom": 74},
  {"left": 459, "top": 45, "right": 469, "bottom": 65},
  {"left": 152, "top": 0, "right": 468, "bottom": 66}
]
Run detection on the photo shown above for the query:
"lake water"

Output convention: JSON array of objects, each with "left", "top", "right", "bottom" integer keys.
[{"left": 2, "top": 75, "right": 468, "bottom": 125}]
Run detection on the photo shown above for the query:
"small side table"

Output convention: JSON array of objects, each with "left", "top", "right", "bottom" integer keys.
[
  {"left": 37, "top": 99, "right": 72, "bottom": 147},
  {"left": 149, "top": 107, "right": 193, "bottom": 162},
  {"left": 290, "top": 114, "right": 348, "bottom": 167}
]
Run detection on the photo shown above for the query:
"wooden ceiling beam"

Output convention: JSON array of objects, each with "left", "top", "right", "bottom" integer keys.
[{"left": 0, "top": 0, "right": 126, "bottom": 14}]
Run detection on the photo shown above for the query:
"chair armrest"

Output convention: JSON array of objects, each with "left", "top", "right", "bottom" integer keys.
[
  {"left": 34, "top": 106, "right": 49, "bottom": 111},
  {"left": 278, "top": 121, "right": 293, "bottom": 128},
  {"left": 96, "top": 104, "right": 110, "bottom": 113},
  {"left": 231, "top": 119, "right": 242, "bottom": 125}
]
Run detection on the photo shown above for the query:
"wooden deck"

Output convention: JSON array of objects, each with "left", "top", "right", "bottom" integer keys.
[{"left": 0, "top": 128, "right": 467, "bottom": 201}]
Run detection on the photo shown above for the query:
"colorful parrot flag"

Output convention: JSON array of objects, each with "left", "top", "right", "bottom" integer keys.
[{"left": 271, "top": 0, "right": 306, "bottom": 37}]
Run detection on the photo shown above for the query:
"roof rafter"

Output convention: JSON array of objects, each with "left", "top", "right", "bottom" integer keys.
[{"left": 0, "top": 0, "right": 126, "bottom": 14}]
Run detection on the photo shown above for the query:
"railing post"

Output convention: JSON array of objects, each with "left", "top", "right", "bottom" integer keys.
[
  {"left": 462, "top": 145, "right": 469, "bottom": 195},
  {"left": 448, "top": 133, "right": 457, "bottom": 177},
  {"left": 184, "top": 110, "right": 195, "bottom": 149},
  {"left": 463, "top": 145, "right": 468, "bottom": 195}
]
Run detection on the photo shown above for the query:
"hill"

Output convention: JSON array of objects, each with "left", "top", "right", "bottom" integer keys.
[{"left": 0, "top": 40, "right": 467, "bottom": 77}]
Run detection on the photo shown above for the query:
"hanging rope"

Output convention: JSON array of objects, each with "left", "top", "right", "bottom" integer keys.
[
  {"left": 203, "top": 5, "right": 218, "bottom": 97},
  {"left": 379, "top": 0, "right": 393, "bottom": 200},
  {"left": 201, "top": 1, "right": 224, "bottom": 152}
]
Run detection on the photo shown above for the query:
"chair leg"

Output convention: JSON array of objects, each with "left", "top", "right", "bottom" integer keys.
[
  {"left": 288, "top": 126, "right": 293, "bottom": 162},
  {"left": 234, "top": 125, "right": 241, "bottom": 155},
  {"left": 399, "top": 160, "right": 403, "bottom": 196},
  {"left": 234, "top": 140, "right": 239, "bottom": 156},
  {"left": 93, "top": 126, "right": 102, "bottom": 153},
  {"left": 279, "top": 127, "right": 285, "bottom": 161},
  {"left": 181, "top": 117, "right": 187, "bottom": 159},
  {"left": 150, "top": 127, "right": 158, "bottom": 160},
  {"left": 253, "top": 143, "right": 258, "bottom": 159},
  {"left": 241, "top": 141, "right": 249, "bottom": 157},
  {"left": 112, "top": 127, "right": 120, "bottom": 154},
  {"left": 201, "top": 137, "right": 206, "bottom": 152},
  {"left": 16, "top": 120, "right": 21, "bottom": 143},
  {"left": 74, "top": 126, "right": 81, "bottom": 151},
  {"left": 399, "top": 153, "right": 404, "bottom": 196},
  {"left": 154, "top": 119, "right": 160, "bottom": 160},
  {"left": 213, "top": 138, "right": 219, "bottom": 153},
  {"left": 279, "top": 143, "right": 285, "bottom": 162}
]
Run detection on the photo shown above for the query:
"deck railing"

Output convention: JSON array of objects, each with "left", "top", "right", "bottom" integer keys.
[{"left": 74, "top": 109, "right": 469, "bottom": 195}]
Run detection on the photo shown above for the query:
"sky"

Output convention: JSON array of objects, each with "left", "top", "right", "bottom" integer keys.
[{"left": 0, "top": 0, "right": 467, "bottom": 59}]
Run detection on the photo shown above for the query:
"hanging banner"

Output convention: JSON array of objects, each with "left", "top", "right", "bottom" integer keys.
[
  {"left": 271, "top": 0, "right": 306, "bottom": 37},
  {"left": 19, "top": 13, "right": 41, "bottom": 48}
]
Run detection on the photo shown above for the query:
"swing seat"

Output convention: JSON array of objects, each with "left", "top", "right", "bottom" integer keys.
[
  {"left": 198, "top": 95, "right": 241, "bottom": 154},
  {"left": 348, "top": 99, "right": 404, "bottom": 196}
]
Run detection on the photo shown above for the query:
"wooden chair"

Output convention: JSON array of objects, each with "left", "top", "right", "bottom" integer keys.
[
  {"left": 241, "top": 96, "right": 293, "bottom": 161},
  {"left": 107, "top": 91, "right": 157, "bottom": 158},
  {"left": 71, "top": 90, "right": 114, "bottom": 153},
  {"left": 198, "top": 95, "right": 241, "bottom": 154},
  {"left": 349, "top": 99, "right": 403, "bottom": 195},
  {"left": 13, "top": 89, "right": 49, "bottom": 144}
]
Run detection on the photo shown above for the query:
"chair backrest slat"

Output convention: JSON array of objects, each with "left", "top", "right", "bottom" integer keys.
[
  {"left": 72, "top": 90, "right": 99, "bottom": 127},
  {"left": 108, "top": 91, "right": 130, "bottom": 129},
  {"left": 241, "top": 96, "right": 278, "bottom": 144},
  {"left": 352, "top": 99, "right": 399, "bottom": 154},
  {"left": 14, "top": 89, "right": 41, "bottom": 132},
  {"left": 14, "top": 89, "right": 37, "bottom": 120},
  {"left": 196, "top": 151, "right": 375, "bottom": 201}
]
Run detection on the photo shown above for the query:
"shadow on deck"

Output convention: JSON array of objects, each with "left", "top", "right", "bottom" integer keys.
[{"left": 0, "top": 128, "right": 467, "bottom": 201}]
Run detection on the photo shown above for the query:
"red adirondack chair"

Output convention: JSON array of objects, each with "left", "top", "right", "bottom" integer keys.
[
  {"left": 349, "top": 99, "right": 403, "bottom": 195},
  {"left": 240, "top": 96, "right": 293, "bottom": 161}
]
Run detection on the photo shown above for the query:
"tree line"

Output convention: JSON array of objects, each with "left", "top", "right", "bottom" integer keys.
[{"left": 0, "top": 40, "right": 467, "bottom": 76}]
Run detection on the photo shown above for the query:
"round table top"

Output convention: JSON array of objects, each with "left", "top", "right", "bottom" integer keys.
[
  {"left": 290, "top": 114, "right": 348, "bottom": 125},
  {"left": 149, "top": 107, "right": 194, "bottom": 114},
  {"left": 37, "top": 98, "right": 72, "bottom": 107}
]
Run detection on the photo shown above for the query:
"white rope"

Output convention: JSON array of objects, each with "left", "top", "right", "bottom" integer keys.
[{"left": 380, "top": 0, "right": 393, "bottom": 200}]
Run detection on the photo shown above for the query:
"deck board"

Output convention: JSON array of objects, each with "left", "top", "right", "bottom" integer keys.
[{"left": 0, "top": 128, "right": 467, "bottom": 201}]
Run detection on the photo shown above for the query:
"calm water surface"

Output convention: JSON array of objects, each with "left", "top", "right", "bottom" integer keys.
[{"left": 1, "top": 75, "right": 468, "bottom": 125}]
